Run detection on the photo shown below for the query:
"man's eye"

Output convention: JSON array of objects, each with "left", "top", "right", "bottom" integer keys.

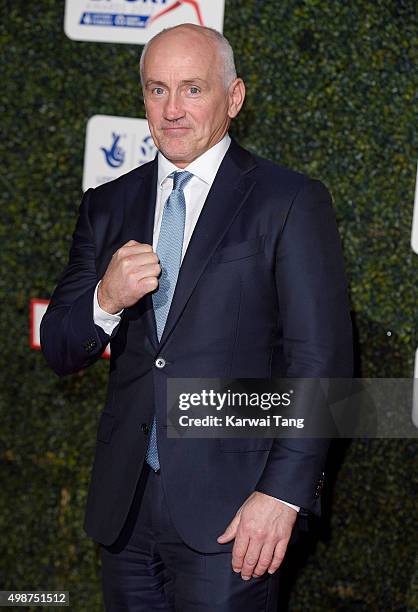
[
  {"left": 152, "top": 87, "right": 164, "bottom": 95},
  {"left": 189, "top": 86, "right": 200, "bottom": 95}
]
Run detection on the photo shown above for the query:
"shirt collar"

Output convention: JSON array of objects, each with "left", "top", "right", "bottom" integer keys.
[{"left": 157, "top": 133, "right": 231, "bottom": 188}]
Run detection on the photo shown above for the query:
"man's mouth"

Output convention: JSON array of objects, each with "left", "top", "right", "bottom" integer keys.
[
  {"left": 161, "top": 126, "right": 191, "bottom": 131},
  {"left": 160, "top": 127, "right": 192, "bottom": 138}
]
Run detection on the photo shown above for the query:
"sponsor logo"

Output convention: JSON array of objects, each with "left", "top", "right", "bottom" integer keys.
[
  {"left": 148, "top": 1, "right": 205, "bottom": 28},
  {"left": 83, "top": 115, "right": 156, "bottom": 190},
  {"left": 78, "top": 1, "right": 204, "bottom": 30},
  {"left": 139, "top": 134, "right": 157, "bottom": 166},
  {"left": 101, "top": 132, "right": 126, "bottom": 168},
  {"left": 65, "top": 0, "right": 225, "bottom": 44}
]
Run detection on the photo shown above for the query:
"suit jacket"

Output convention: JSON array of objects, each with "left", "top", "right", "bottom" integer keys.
[{"left": 40, "top": 139, "right": 353, "bottom": 552}]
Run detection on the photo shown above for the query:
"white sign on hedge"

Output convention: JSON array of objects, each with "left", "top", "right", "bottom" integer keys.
[
  {"left": 30, "top": 299, "right": 110, "bottom": 358},
  {"left": 412, "top": 165, "right": 418, "bottom": 427},
  {"left": 30, "top": 299, "right": 49, "bottom": 350},
  {"left": 64, "top": 0, "right": 225, "bottom": 45},
  {"left": 83, "top": 114, "right": 156, "bottom": 191},
  {"left": 411, "top": 162, "right": 418, "bottom": 254}
]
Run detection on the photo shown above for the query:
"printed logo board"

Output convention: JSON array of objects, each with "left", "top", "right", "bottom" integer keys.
[
  {"left": 83, "top": 114, "right": 156, "bottom": 190},
  {"left": 64, "top": 0, "right": 225, "bottom": 45}
]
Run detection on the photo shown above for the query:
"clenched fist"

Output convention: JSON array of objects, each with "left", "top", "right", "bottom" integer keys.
[{"left": 97, "top": 240, "right": 161, "bottom": 314}]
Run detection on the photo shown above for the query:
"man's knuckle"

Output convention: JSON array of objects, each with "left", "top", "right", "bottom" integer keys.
[
  {"left": 126, "top": 270, "right": 138, "bottom": 289},
  {"left": 245, "top": 557, "right": 257, "bottom": 565},
  {"left": 147, "top": 276, "right": 158, "bottom": 287},
  {"left": 251, "top": 529, "right": 266, "bottom": 541},
  {"left": 233, "top": 540, "right": 246, "bottom": 552},
  {"left": 259, "top": 557, "right": 270, "bottom": 567}
]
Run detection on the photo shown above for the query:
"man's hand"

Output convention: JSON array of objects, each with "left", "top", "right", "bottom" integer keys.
[
  {"left": 217, "top": 491, "right": 297, "bottom": 580},
  {"left": 98, "top": 240, "right": 161, "bottom": 314}
]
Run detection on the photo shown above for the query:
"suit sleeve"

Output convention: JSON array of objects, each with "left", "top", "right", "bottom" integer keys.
[
  {"left": 256, "top": 178, "right": 353, "bottom": 514},
  {"left": 40, "top": 188, "right": 111, "bottom": 376}
]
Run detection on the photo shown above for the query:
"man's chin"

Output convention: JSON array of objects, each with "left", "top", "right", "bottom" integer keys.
[{"left": 159, "top": 142, "right": 197, "bottom": 166}]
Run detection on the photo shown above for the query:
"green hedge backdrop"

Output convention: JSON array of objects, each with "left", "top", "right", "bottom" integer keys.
[{"left": 1, "top": 1, "right": 417, "bottom": 610}]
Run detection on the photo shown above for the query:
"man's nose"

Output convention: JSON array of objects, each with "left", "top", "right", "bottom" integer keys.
[{"left": 163, "top": 92, "right": 185, "bottom": 121}]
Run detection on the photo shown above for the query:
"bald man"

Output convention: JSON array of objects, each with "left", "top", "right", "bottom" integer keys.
[{"left": 41, "top": 24, "right": 353, "bottom": 611}]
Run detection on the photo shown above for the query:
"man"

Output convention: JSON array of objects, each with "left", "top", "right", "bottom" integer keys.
[{"left": 41, "top": 24, "right": 353, "bottom": 611}]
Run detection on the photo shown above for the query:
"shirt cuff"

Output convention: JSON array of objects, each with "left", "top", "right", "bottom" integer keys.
[
  {"left": 93, "top": 281, "right": 123, "bottom": 335},
  {"left": 273, "top": 498, "right": 300, "bottom": 512}
]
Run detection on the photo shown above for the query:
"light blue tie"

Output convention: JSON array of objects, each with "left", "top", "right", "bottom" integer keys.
[{"left": 146, "top": 170, "right": 193, "bottom": 471}]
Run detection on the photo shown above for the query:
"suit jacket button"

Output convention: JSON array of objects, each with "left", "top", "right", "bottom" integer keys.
[
  {"left": 141, "top": 423, "right": 149, "bottom": 435},
  {"left": 83, "top": 338, "right": 97, "bottom": 353},
  {"left": 155, "top": 358, "right": 166, "bottom": 369}
]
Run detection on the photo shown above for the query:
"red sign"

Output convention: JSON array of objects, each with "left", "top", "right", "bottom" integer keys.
[{"left": 30, "top": 298, "right": 110, "bottom": 359}]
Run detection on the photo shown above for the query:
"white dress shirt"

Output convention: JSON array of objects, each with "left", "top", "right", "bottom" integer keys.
[
  {"left": 93, "top": 133, "right": 231, "bottom": 333},
  {"left": 93, "top": 133, "right": 299, "bottom": 513}
]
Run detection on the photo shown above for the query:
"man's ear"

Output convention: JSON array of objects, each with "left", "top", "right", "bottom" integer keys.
[{"left": 228, "top": 78, "right": 246, "bottom": 119}]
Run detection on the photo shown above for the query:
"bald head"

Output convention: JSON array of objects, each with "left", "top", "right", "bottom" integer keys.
[
  {"left": 140, "top": 24, "right": 237, "bottom": 91},
  {"left": 140, "top": 22, "right": 245, "bottom": 167}
]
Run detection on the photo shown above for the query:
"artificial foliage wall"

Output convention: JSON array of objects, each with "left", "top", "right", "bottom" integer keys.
[{"left": 1, "top": 1, "right": 417, "bottom": 610}]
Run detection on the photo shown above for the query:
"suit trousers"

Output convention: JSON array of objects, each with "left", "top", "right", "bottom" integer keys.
[{"left": 99, "top": 463, "right": 280, "bottom": 611}]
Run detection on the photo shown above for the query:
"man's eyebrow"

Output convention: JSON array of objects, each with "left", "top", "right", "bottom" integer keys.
[
  {"left": 145, "top": 78, "right": 208, "bottom": 88},
  {"left": 179, "top": 78, "right": 208, "bottom": 85},
  {"left": 145, "top": 80, "right": 167, "bottom": 88}
]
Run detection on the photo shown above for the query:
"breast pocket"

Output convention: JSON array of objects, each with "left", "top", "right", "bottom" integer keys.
[{"left": 211, "top": 236, "right": 265, "bottom": 264}]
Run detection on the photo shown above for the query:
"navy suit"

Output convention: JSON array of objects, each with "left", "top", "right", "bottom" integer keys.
[{"left": 41, "top": 139, "right": 353, "bottom": 554}]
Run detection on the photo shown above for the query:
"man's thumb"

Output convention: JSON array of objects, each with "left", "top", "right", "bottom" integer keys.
[{"left": 217, "top": 514, "right": 240, "bottom": 543}]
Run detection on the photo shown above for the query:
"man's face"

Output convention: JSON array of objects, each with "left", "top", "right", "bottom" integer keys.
[{"left": 142, "top": 27, "right": 244, "bottom": 167}]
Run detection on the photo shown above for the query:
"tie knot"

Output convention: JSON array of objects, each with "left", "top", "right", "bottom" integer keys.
[{"left": 171, "top": 170, "right": 193, "bottom": 192}]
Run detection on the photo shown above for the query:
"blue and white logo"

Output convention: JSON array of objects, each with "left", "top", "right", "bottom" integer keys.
[
  {"left": 83, "top": 115, "right": 156, "bottom": 191},
  {"left": 65, "top": 0, "right": 225, "bottom": 45},
  {"left": 101, "top": 133, "right": 126, "bottom": 168},
  {"left": 139, "top": 135, "right": 157, "bottom": 165},
  {"left": 79, "top": 0, "right": 168, "bottom": 31}
]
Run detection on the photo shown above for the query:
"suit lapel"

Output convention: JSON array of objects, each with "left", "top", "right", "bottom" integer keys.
[
  {"left": 158, "top": 140, "right": 257, "bottom": 349},
  {"left": 124, "top": 158, "right": 159, "bottom": 349}
]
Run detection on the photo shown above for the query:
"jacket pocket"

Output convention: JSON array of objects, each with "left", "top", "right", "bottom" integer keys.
[
  {"left": 96, "top": 411, "right": 116, "bottom": 443},
  {"left": 211, "top": 236, "right": 265, "bottom": 264}
]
